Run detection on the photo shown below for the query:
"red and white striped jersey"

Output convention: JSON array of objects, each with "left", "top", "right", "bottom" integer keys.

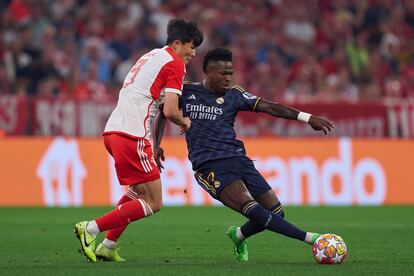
[{"left": 104, "top": 46, "right": 185, "bottom": 139}]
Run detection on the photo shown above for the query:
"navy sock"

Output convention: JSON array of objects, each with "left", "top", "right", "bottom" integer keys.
[
  {"left": 241, "top": 201, "right": 306, "bottom": 241},
  {"left": 240, "top": 202, "right": 285, "bottom": 238}
]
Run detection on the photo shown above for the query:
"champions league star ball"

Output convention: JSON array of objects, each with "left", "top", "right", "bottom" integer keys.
[{"left": 312, "top": 234, "right": 347, "bottom": 264}]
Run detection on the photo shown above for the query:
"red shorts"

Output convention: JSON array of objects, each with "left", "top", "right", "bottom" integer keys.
[{"left": 104, "top": 133, "right": 160, "bottom": 185}]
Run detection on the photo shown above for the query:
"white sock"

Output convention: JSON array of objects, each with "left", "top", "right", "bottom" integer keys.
[
  {"left": 103, "top": 238, "right": 116, "bottom": 250},
  {"left": 236, "top": 227, "right": 245, "bottom": 240},
  {"left": 304, "top": 232, "right": 314, "bottom": 244},
  {"left": 86, "top": 220, "right": 100, "bottom": 236}
]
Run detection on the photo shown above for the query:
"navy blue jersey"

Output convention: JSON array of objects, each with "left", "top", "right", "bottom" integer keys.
[{"left": 179, "top": 82, "right": 260, "bottom": 170}]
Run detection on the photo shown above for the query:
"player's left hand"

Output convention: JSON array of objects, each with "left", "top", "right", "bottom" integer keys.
[
  {"left": 180, "top": 117, "right": 191, "bottom": 135},
  {"left": 153, "top": 147, "right": 165, "bottom": 171},
  {"left": 309, "top": 116, "right": 335, "bottom": 135}
]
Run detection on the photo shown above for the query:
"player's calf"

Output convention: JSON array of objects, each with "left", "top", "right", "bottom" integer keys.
[
  {"left": 241, "top": 200, "right": 317, "bottom": 244},
  {"left": 239, "top": 202, "right": 285, "bottom": 239},
  {"left": 104, "top": 188, "right": 139, "bottom": 246},
  {"left": 94, "top": 199, "right": 154, "bottom": 232}
]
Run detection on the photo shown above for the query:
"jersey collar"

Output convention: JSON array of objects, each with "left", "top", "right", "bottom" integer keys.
[
  {"left": 202, "top": 80, "right": 228, "bottom": 96},
  {"left": 164, "top": 46, "right": 181, "bottom": 61}
]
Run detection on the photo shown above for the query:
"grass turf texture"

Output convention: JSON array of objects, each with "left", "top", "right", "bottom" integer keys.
[{"left": 1, "top": 206, "right": 413, "bottom": 276}]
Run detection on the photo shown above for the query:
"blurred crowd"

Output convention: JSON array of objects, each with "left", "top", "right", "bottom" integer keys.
[{"left": 1, "top": 0, "right": 414, "bottom": 103}]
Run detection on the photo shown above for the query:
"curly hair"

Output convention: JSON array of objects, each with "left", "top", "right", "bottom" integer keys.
[{"left": 203, "top": 48, "right": 232, "bottom": 73}]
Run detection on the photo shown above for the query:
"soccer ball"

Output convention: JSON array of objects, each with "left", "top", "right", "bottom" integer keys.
[{"left": 312, "top": 234, "right": 347, "bottom": 264}]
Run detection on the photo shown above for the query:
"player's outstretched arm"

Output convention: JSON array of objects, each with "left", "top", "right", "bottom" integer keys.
[
  {"left": 256, "top": 99, "right": 335, "bottom": 135},
  {"left": 153, "top": 104, "right": 167, "bottom": 171}
]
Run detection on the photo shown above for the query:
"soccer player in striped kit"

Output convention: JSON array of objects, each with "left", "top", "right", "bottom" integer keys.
[{"left": 74, "top": 19, "right": 203, "bottom": 262}]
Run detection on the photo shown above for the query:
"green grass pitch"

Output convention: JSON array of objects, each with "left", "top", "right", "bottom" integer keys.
[{"left": 1, "top": 206, "right": 413, "bottom": 275}]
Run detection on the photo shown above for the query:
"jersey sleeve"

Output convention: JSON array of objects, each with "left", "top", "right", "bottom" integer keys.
[
  {"left": 234, "top": 88, "right": 261, "bottom": 112},
  {"left": 163, "top": 59, "right": 185, "bottom": 96}
]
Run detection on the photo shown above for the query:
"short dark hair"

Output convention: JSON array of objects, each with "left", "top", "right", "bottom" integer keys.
[
  {"left": 166, "top": 19, "right": 203, "bottom": 47},
  {"left": 203, "top": 48, "right": 232, "bottom": 72}
]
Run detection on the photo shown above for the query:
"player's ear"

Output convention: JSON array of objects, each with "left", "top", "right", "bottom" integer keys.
[
  {"left": 170, "top": 40, "right": 183, "bottom": 50},
  {"left": 204, "top": 63, "right": 214, "bottom": 74}
]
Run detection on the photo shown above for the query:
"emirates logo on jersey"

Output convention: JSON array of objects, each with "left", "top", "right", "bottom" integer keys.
[{"left": 185, "top": 103, "right": 223, "bottom": 120}]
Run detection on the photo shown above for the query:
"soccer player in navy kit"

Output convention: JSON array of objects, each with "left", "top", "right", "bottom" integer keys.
[{"left": 154, "top": 48, "right": 335, "bottom": 262}]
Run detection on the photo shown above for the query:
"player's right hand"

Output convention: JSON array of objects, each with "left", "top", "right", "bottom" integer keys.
[
  {"left": 154, "top": 147, "right": 165, "bottom": 172},
  {"left": 309, "top": 115, "right": 335, "bottom": 135},
  {"left": 180, "top": 117, "right": 191, "bottom": 134}
]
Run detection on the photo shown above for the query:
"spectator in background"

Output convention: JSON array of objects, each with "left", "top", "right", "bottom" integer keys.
[
  {"left": 134, "top": 21, "right": 163, "bottom": 50},
  {"left": 150, "top": 0, "right": 174, "bottom": 44},
  {"left": 29, "top": 4, "right": 50, "bottom": 48},
  {"left": 36, "top": 75, "right": 59, "bottom": 97},
  {"left": 316, "top": 68, "right": 358, "bottom": 102},
  {"left": 73, "top": 61, "right": 108, "bottom": 101},
  {"left": 360, "top": 81, "right": 383, "bottom": 101},
  {"left": 401, "top": 57, "right": 414, "bottom": 98},
  {"left": 108, "top": 20, "right": 133, "bottom": 62},
  {"left": 2, "top": 33, "right": 33, "bottom": 93},
  {"left": 79, "top": 37, "right": 113, "bottom": 84},
  {"left": 404, "top": 0, "right": 414, "bottom": 28},
  {"left": 379, "top": 32, "right": 401, "bottom": 74},
  {"left": 283, "top": 4, "right": 316, "bottom": 44},
  {"left": 19, "top": 23, "right": 40, "bottom": 64},
  {"left": 8, "top": 0, "right": 31, "bottom": 25},
  {"left": 346, "top": 31, "right": 370, "bottom": 82},
  {"left": 31, "top": 48, "right": 60, "bottom": 96},
  {"left": 0, "top": 64, "right": 10, "bottom": 94}
]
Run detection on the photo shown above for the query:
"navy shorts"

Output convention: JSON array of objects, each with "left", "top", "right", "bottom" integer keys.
[{"left": 194, "top": 156, "right": 272, "bottom": 200}]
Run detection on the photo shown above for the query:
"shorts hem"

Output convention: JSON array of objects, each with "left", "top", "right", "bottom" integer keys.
[{"left": 119, "top": 172, "right": 160, "bottom": 186}]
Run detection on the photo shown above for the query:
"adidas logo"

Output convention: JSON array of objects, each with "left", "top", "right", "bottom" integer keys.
[{"left": 187, "top": 94, "right": 196, "bottom": 100}]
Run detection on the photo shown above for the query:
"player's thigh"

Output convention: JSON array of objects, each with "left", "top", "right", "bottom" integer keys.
[
  {"left": 219, "top": 179, "right": 255, "bottom": 213},
  {"left": 255, "top": 189, "right": 280, "bottom": 210},
  {"left": 239, "top": 156, "right": 274, "bottom": 205}
]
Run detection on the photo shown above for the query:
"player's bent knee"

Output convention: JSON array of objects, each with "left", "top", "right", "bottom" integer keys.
[
  {"left": 152, "top": 203, "right": 163, "bottom": 213},
  {"left": 147, "top": 200, "right": 163, "bottom": 213}
]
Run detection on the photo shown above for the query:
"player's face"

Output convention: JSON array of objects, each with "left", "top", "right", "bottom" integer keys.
[
  {"left": 208, "top": 61, "right": 233, "bottom": 93},
  {"left": 174, "top": 41, "right": 196, "bottom": 64}
]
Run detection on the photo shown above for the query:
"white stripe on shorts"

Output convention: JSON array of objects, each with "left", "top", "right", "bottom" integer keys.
[
  {"left": 137, "top": 140, "right": 151, "bottom": 173},
  {"left": 140, "top": 140, "right": 153, "bottom": 172}
]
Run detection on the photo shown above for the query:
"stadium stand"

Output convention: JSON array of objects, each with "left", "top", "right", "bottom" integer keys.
[{"left": 1, "top": 0, "right": 414, "bottom": 136}]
